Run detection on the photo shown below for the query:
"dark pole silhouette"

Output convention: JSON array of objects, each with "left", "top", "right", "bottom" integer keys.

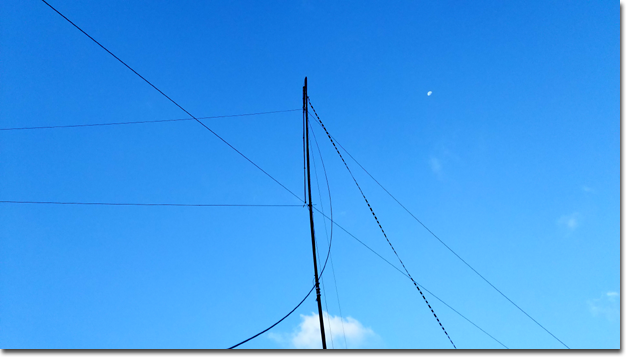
[{"left": 303, "top": 77, "right": 327, "bottom": 349}]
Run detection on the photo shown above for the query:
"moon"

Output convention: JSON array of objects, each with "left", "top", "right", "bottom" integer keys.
[{"left": 427, "top": 91, "right": 432, "bottom": 96}]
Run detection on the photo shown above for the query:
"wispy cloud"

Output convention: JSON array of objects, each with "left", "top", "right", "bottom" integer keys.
[
  {"left": 588, "top": 292, "right": 620, "bottom": 321},
  {"left": 429, "top": 156, "right": 442, "bottom": 175},
  {"left": 557, "top": 212, "right": 580, "bottom": 231},
  {"left": 269, "top": 311, "right": 379, "bottom": 349},
  {"left": 581, "top": 185, "right": 593, "bottom": 193}
]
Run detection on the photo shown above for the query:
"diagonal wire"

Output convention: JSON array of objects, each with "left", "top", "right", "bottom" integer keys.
[
  {"left": 311, "top": 207, "right": 508, "bottom": 349},
  {"left": 0, "top": 109, "right": 301, "bottom": 132},
  {"left": 37, "top": 2, "right": 508, "bottom": 349},
  {"left": 39, "top": 0, "right": 302, "bottom": 204},
  {"left": 309, "top": 112, "right": 569, "bottom": 350},
  {"left": 309, "top": 99, "right": 456, "bottom": 349},
  {"left": 229, "top": 127, "right": 335, "bottom": 350},
  {"left": 38, "top": 1, "right": 335, "bottom": 349}
]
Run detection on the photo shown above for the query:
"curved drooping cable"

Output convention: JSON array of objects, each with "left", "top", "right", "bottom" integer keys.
[
  {"left": 310, "top": 123, "right": 348, "bottom": 348},
  {"left": 226, "top": 285, "right": 316, "bottom": 349},
  {"left": 226, "top": 120, "right": 335, "bottom": 351},
  {"left": 310, "top": 123, "right": 340, "bottom": 348}
]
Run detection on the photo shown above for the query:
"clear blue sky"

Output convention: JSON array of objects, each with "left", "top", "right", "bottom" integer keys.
[{"left": 0, "top": 0, "right": 619, "bottom": 349}]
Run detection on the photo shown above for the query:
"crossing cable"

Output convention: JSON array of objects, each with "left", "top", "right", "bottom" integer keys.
[
  {"left": 308, "top": 100, "right": 456, "bottom": 349},
  {"left": 229, "top": 147, "right": 335, "bottom": 349},
  {"left": 311, "top": 207, "right": 508, "bottom": 349},
  {"left": 308, "top": 113, "right": 569, "bottom": 350},
  {"left": 38, "top": 2, "right": 333, "bottom": 350},
  {"left": 0, "top": 200, "right": 301, "bottom": 207},
  {"left": 228, "top": 212, "right": 334, "bottom": 349},
  {"left": 36, "top": 2, "right": 501, "bottom": 348},
  {"left": 311, "top": 123, "right": 348, "bottom": 349},
  {"left": 0, "top": 109, "right": 301, "bottom": 132},
  {"left": 39, "top": 0, "right": 302, "bottom": 204}
]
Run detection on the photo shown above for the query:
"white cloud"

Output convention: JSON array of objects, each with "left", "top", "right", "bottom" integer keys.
[
  {"left": 557, "top": 212, "right": 579, "bottom": 231},
  {"left": 269, "top": 311, "right": 378, "bottom": 349},
  {"left": 429, "top": 156, "right": 442, "bottom": 175},
  {"left": 427, "top": 91, "right": 432, "bottom": 96},
  {"left": 588, "top": 292, "right": 620, "bottom": 321}
]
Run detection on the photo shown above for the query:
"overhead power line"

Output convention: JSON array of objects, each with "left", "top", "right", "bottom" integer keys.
[
  {"left": 0, "top": 109, "right": 301, "bottom": 132},
  {"left": 0, "top": 200, "right": 301, "bottom": 207},
  {"left": 308, "top": 107, "right": 569, "bottom": 349},
  {"left": 39, "top": 0, "right": 302, "bottom": 203},
  {"left": 308, "top": 100, "right": 456, "bottom": 349}
]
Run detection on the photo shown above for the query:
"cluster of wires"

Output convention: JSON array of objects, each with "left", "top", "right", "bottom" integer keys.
[{"left": 5, "top": 0, "right": 571, "bottom": 350}]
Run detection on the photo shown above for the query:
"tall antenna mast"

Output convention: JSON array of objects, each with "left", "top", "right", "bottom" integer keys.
[{"left": 303, "top": 77, "right": 327, "bottom": 349}]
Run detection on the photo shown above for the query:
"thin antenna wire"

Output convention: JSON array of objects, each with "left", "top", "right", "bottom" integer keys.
[
  {"left": 311, "top": 124, "right": 348, "bottom": 349},
  {"left": 0, "top": 109, "right": 301, "bottom": 131},
  {"left": 33, "top": 3, "right": 508, "bottom": 346},
  {"left": 310, "top": 111, "right": 569, "bottom": 349},
  {"left": 39, "top": 0, "right": 302, "bottom": 204},
  {"left": 311, "top": 136, "right": 334, "bottom": 349},
  {"left": 309, "top": 100, "right": 456, "bottom": 349},
  {"left": 311, "top": 207, "right": 508, "bottom": 348},
  {"left": 228, "top": 205, "right": 335, "bottom": 349}
]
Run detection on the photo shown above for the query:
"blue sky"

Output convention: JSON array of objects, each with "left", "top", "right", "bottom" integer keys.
[{"left": 0, "top": 0, "right": 619, "bottom": 349}]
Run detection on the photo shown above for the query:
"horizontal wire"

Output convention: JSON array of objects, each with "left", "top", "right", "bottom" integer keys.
[
  {"left": 39, "top": 0, "right": 303, "bottom": 204},
  {"left": 6, "top": 197, "right": 508, "bottom": 348},
  {"left": 38, "top": 0, "right": 314, "bottom": 350},
  {"left": 0, "top": 109, "right": 301, "bottom": 132},
  {"left": 35, "top": 1, "right": 510, "bottom": 349},
  {"left": 0, "top": 200, "right": 301, "bottom": 207}
]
